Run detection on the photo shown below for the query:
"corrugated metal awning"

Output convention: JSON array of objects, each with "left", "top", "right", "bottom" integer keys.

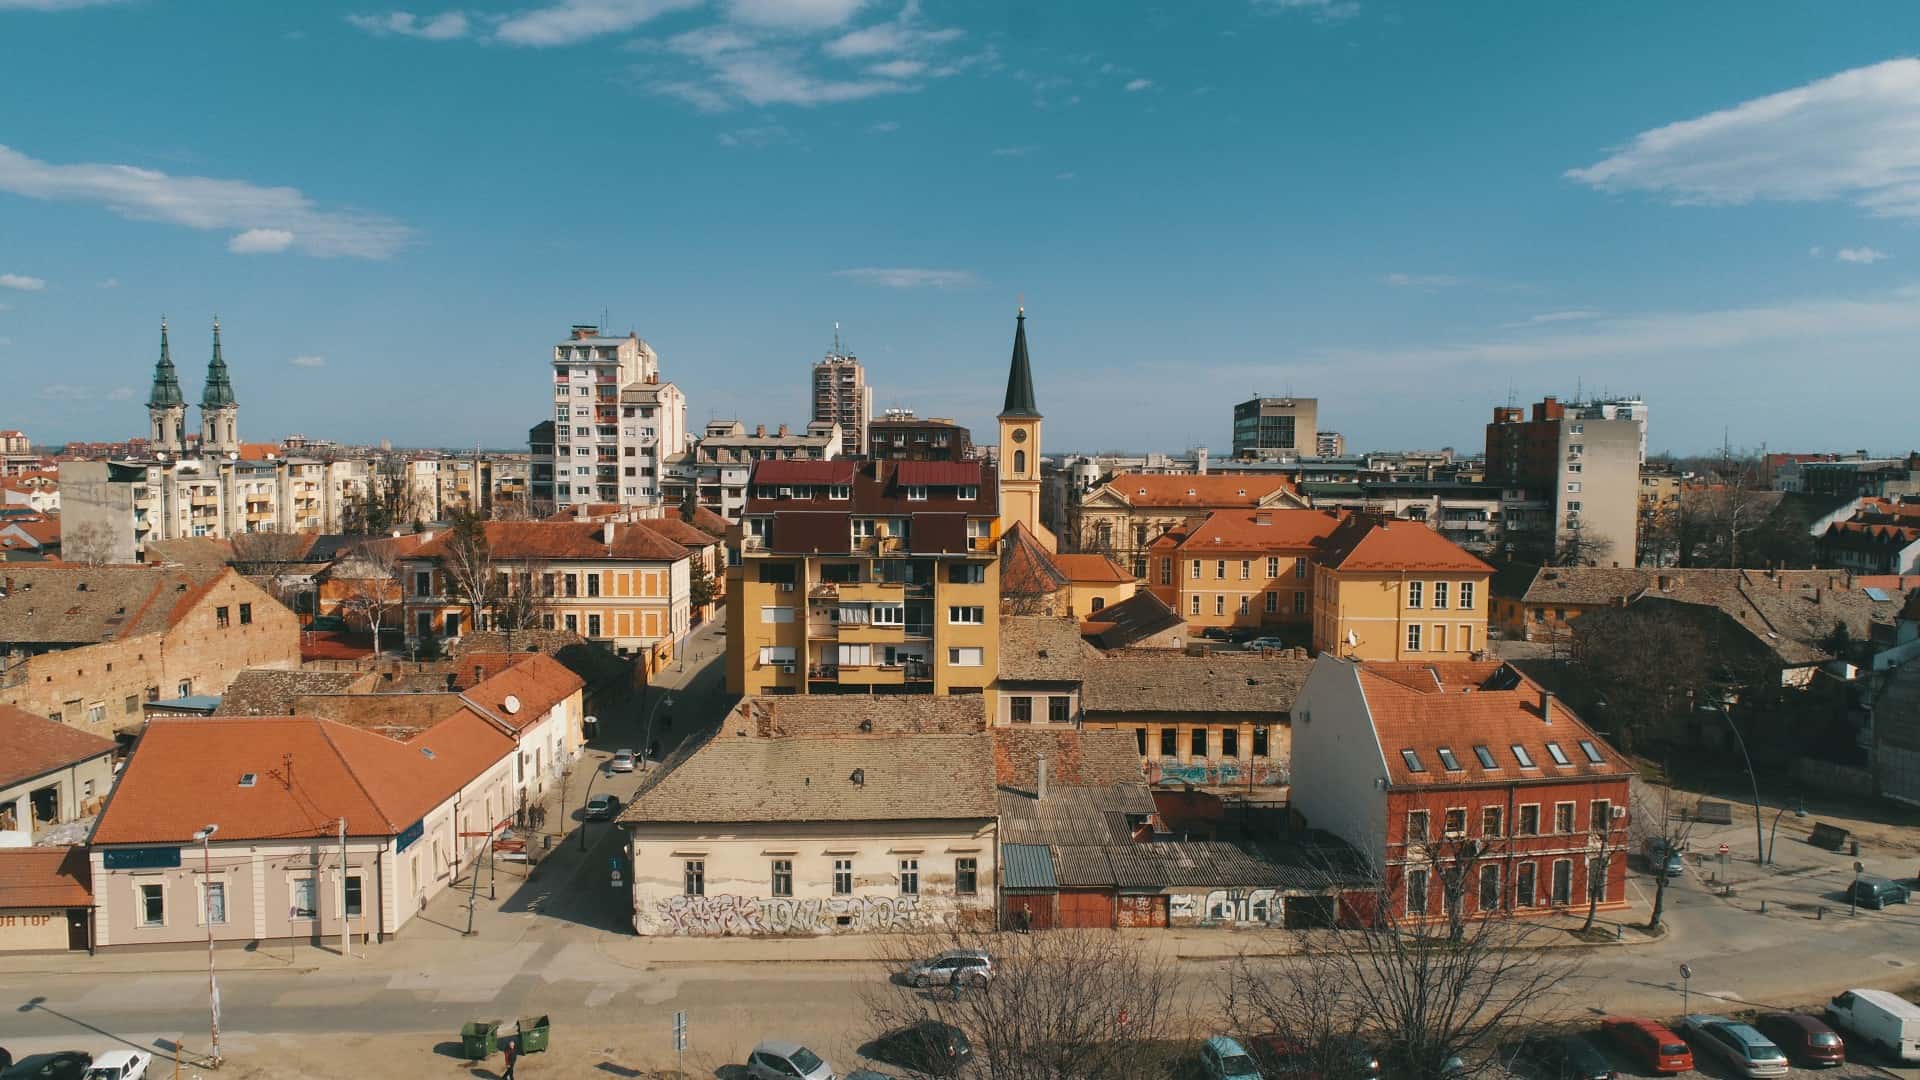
[{"left": 1000, "top": 843, "right": 1056, "bottom": 890}]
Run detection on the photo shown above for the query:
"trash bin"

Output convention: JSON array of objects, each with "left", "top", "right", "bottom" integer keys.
[
  {"left": 517, "top": 1015, "right": 552, "bottom": 1054},
  {"left": 460, "top": 1021, "right": 501, "bottom": 1060}
]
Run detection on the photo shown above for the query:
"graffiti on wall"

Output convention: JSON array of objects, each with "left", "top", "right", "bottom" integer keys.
[
  {"left": 652, "top": 893, "right": 923, "bottom": 936},
  {"left": 1200, "top": 888, "right": 1281, "bottom": 925},
  {"left": 1146, "top": 758, "right": 1289, "bottom": 788}
]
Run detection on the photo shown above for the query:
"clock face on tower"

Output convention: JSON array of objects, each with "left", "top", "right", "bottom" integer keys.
[{"left": 1011, "top": 429, "right": 1028, "bottom": 444}]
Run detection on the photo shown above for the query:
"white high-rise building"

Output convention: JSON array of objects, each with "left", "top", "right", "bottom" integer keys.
[
  {"left": 811, "top": 346, "right": 870, "bottom": 449},
  {"left": 535, "top": 325, "right": 687, "bottom": 511}
]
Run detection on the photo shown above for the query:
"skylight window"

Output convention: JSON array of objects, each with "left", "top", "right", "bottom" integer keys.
[
  {"left": 1400, "top": 749, "right": 1425, "bottom": 773},
  {"left": 1436, "top": 747, "right": 1462, "bottom": 772},
  {"left": 1545, "top": 742, "right": 1571, "bottom": 767},
  {"left": 1578, "top": 740, "right": 1604, "bottom": 764},
  {"left": 238, "top": 773, "right": 257, "bottom": 788},
  {"left": 1511, "top": 744, "right": 1535, "bottom": 768},
  {"left": 1473, "top": 745, "right": 1497, "bottom": 769}
]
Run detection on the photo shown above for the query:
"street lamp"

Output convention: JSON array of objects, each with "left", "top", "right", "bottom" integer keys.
[
  {"left": 1767, "top": 798, "right": 1807, "bottom": 866},
  {"left": 579, "top": 767, "right": 605, "bottom": 853},
  {"left": 192, "top": 823, "right": 222, "bottom": 1067},
  {"left": 1701, "top": 702, "right": 1766, "bottom": 864},
  {"left": 641, "top": 692, "right": 676, "bottom": 772}
]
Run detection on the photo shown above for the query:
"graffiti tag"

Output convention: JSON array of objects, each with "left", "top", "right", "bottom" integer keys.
[{"left": 653, "top": 894, "right": 923, "bottom": 936}]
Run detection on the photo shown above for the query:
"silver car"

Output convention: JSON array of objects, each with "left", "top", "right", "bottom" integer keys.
[
  {"left": 610, "top": 748, "right": 638, "bottom": 773},
  {"left": 748, "top": 1040, "right": 836, "bottom": 1080},
  {"left": 907, "top": 949, "right": 992, "bottom": 988}
]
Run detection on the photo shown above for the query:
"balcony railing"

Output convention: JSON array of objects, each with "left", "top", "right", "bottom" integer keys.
[{"left": 808, "top": 664, "right": 839, "bottom": 679}]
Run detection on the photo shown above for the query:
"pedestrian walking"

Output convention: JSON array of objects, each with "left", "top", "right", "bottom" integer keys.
[{"left": 501, "top": 1035, "right": 519, "bottom": 1080}]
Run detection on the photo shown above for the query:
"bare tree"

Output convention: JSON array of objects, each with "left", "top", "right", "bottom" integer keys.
[
  {"left": 1581, "top": 806, "right": 1630, "bottom": 933},
  {"left": 438, "top": 510, "right": 497, "bottom": 633},
  {"left": 488, "top": 557, "right": 551, "bottom": 634},
  {"left": 867, "top": 927, "right": 1188, "bottom": 1080},
  {"left": 1567, "top": 606, "right": 1712, "bottom": 751},
  {"left": 342, "top": 454, "right": 422, "bottom": 535},
  {"left": 230, "top": 528, "right": 314, "bottom": 610},
  {"left": 1630, "top": 779, "right": 1695, "bottom": 932},
  {"left": 61, "top": 519, "right": 118, "bottom": 565},
  {"left": 337, "top": 540, "right": 402, "bottom": 657},
  {"left": 1555, "top": 523, "right": 1615, "bottom": 568}
]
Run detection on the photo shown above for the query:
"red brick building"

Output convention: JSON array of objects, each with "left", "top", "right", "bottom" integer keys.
[{"left": 1292, "top": 658, "right": 1633, "bottom": 922}]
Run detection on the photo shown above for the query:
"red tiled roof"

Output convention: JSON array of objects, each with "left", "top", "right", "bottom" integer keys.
[
  {"left": 237, "top": 442, "right": 282, "bottom": 461},
  {"left": 896, "top": 460, "right": 984, "bottom": 486},
  {"left": 0, "top": 704, "right": 115, "bottom": 790},
  {"left": 753, "top": 459, "right": 857, "bottom": 485},
  {"left": 664, "top": 503, "right": 730, "bottom": 537},
  {"left": 412, "top": 521, "right": 689, "bottom": 562},
  {"left": 1000, "top": 522, "right": 1069, "bottom": 596},
  {"left": 0, "top": 847, "right": 92, "bottom": 909},
  {"left": 460, "top": 653, "right": 585, "bottom": 732},
  {"left": 1352, "top": 661, "right": 1632, "bottom": 788},
  {"left": 1315, "top": 516, "right": 1494, "bottom": 574},
  {"left": 1053, "top": 553, "right": 1133, "bottom": 584},
  {"left": 1108, "top": 474, "right": 1295, "bottom": 508},
  {"left": 1173, "top": 509, "right": 1347, "bottom": 553}
]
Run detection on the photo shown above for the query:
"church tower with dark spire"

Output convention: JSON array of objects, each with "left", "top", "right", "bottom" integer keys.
[
  {"left": 996, "top": 307, "right": 1053, "bottom": 549},
  {"left": 199, "top": 318, "right": 240, "bottom": 456},
  {"left": 146, "top": 318, "right": 187, "bottom": 456}
]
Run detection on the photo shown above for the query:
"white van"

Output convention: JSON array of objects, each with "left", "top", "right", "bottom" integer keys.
[{"left": 1826, "top": 988, "right": 1920, "bottom": 1062}]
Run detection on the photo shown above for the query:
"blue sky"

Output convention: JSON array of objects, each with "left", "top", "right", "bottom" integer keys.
[{"left": 4, "top": 1, "right": 1920, "bottom": 456}]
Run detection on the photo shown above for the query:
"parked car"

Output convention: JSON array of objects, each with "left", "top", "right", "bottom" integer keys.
[
  {"left": 584, "top": 793, "right": 620, "bottom": 821},
  {"left": 1200, "top": 628, "right": 1234, "bottom": 642},
  {"left": 1249, "top": 1035, "right": 1378, "bottom": 1080},
  {"left": 1600, "top": 1016, "right": 1693, "bottom": 1074},
  {"left": 305, "top": 615, "right": 348, "bottom": 632},
  {"left": 748, "top": 1041, "right": 836, "bottom": 1080},
  {"left": 1201, "top": 1037, "right": 1263, "bottom": 1080},
  {"left": 1848, "top": 875, "right": 1909, "bottom": 909},
  {"left": 1826, "top": 988, "right": 1920, "bottom": 1062},
  {"left": 1753, "top": 1012, "right": 1844, "bottom": 1067},
  {"left": 1244, "top": 637, "right": 1287, "bottom": 651},
  {"left": 1642, "top": 838, "right": 1685, "bottom": 879},
  {"left": 906, "top": 949, "right": 992, "bottom": 989},
  {"left": 1682, "top": 1015, "right": 1789, "bottom": 1078},
  {"left": 869, "top": 1021, "right": 973, "bottom": 1076},
  {"left": 1512, "top": 1034, "right": 1615, "bottom": 1080},
  {"left": 609, "top": 749, "right": 638, "bottom": 773},
  {"left": 83, "top": 1052, "right": 151, "bottom": 1080},
  {"left": 2, "top": 1052, "right": 93, "bottom": 1080}
]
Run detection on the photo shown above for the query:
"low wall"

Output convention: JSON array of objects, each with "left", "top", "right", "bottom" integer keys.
[{"left": 1793, "top": 757, "right": 1876, "bottom": 799}]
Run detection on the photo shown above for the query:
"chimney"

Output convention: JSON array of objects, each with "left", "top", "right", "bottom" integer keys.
[
  {"left": 1657, "top": 574, "right": 1673, "bottom": 592},
  {"left": 777, "top": 424, "right": 790, "bottom": 437},
  {"left": 1540, "top": 689, "right": 1554, "bottom": 724},
  {"left": 1255, "top": 512, "right": 1272, "bottom": 526},
  {"left": 755, "top": 424, "right": 767, "bottom": 437},
  {"left": 1037, "top": 755, "right": 1048, "bottom": 801},
  {"left": 606, "top": 521, "right": 616, "bottom": 555}
]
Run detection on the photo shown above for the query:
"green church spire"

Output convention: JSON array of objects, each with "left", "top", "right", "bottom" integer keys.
[
  {"left": 147, "top": 318, "right": 185, "bottom": 408},
  {"left": 201, "top": 317, "right": 237, "bottom": 408}
]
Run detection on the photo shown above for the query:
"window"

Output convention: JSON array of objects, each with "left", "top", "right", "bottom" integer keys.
[
  {"left": 1252, "top": 726, "right": 1269, "bottom": 757},
  {"left": 139, "top": 883, "right": 165, "bottom": 927},
  {"left": 828, "top": 484, "right": 851, "bottom": 500},
  {"left": 587, "top": 574, "right": 601, "bottom": 597},
  {"left": 1589, "top": 856, "right": 1608, "bottom": 901},
  {"left": 1566, "top": 481, "right": 1581, "bottom": 493},
  {"left": 899, "top": 858, "right": 919, "bottom": 896},
  {"left": 1293, "top": 591, "right": 1306, "bottom": 614},
  {"left": 1137, "top": 728, "right": 1148, "bottom": 755},
  {"left": 1267, "top": 556, "right": 1280, "bottom": 578},
  {"left": 1458, "top": 581, "right": 1475, "bottom": 609},
  {"left": 906, "top": 485, "right": 928, "bottom": 501},
  {"left": 1265, "top": 592, "right": 1278, "bottom": 613},
  {"left": 1443, "top": 808, "right": 1467, "bottom": 836},
  {"left": 1238, "top": 595, "right": 1250, "bottom": 615},
  {"left": 291, "top": 877, "right": 317, "bottom": 919},
  {"left": 587, "top": 614, "right": 601, "bottom": 638},
  {"left": 1511, "top": 744, "right": 1535, "bottom": 768},
  {"left": 1010, "top": 696, "right": 1033, "bottom": 724},
  {"left": 853, "top": 518, "right": 876, "bottom": 539},
  {"left": 1482, "top": 806, "right": 1503, "bottom": 837},
  {"left": 1578, "top": 740, "right": 1605, "bottom": 764},
  {"left": 1479, "top": 864, "right": 1502, "bottom": 911},
  {"left": 1406, "top": 867, "right": 1429, "bottom": 915},
  {"left": 684, "top": 859, "right": 706, "bottom": 896},
  {"left": 344, "top": 876, "right": 363, "bottom": 918},
  {"left": 1406, "top": 809, "right": 1430, "bottom": 843},
  {"left": 444, "top": 613, "right": 461, "bottom": 637},
  {"left": 871, "top": 604, "right": 904, "bottom": 626},
  {"left": 1515, "top": 862, "right": 1537, "bottom": 907},
  {"left": 1215, "top": 595, "right": 1226, "bottom": 616},
  {"left": 87, "top": 702, "right": 105, "bottom": 728},
  {"left": 204, "top": 880, "right": 227, "bottom": 925},
  {"left": 1012, "top": 450, "right": 1025, "bottom": 473},
  {"left": 1551, "top": 860, "right": 1573, "bottom": 905},
  {"left": 1191, "top": 727, "right": 1208, "bottom": 757},
  {"left": 1240, "top": 560, "right": 1251, "bottom": 579},
  {"left": 1432, "top": 581, "right": 1449, "bottom": 609},
  {"left": 772, "top": 859, "right": 793, "bottom": 897},
  {"left": 1222, "top": 727, "right": 1239, "bottom": 757},
  {"left": 833, "top": 858, "right": 853, "bottom": 895},
  {"left": 948, "top": 647, "right": 983, "bottom": 667},
  {"left": 124, "top": 695, "right": 139, "bottom": 715},
  {"left": 761, "top": 605, "right": 795, "bottom": 623},
  {"left": 215, "top": 606, "right": 230, "bottom": 628},
  {"left": 1405, "top": 624, "right": 1422, "bottom": 651},
  {"left": 1191, "top": 559, "right": 1202, "bottom": 579},
  {"left": 1160, "top": 560, "right": 1173, "bottom": 586},
  {"left": 1407, "top": 581, "right": 1423, "bottom": 608},
  {"left": 956, "top": 857, "right": 978, "bottom": 895},
  {"left": 1049, "top": 696, "right": 1071, "bottom": 724},
  {"left": 239, "top": 603, "right": 252, "bottom": 625},
  {"left": 1545, "top": 742, "right": 1571, "bottom": 766},
  {"left": 1294, "top": 557, "right": 1308, "bottom": 581},
  {"left": 1518, "top": 804, "right": 1540, "bottom": 836},
  {"left": 1401, "top": 749, "right": 1425, "bottom": 773},
  {"left": 948, "top": 563, "right": 986, "bottom": 584},
  {"left": 1216, "top": 559, "right": 1227, "bottom": 579},
  {"left": 563, "top": 614, "right": 578, "bottom": 633},
  {"left": 1160, "top": 727, "right": 1178, "bottom": 756},
  {"left": 948, "top": 606, "right": 985, "bottom": 624},
  {"left": 1436, "top": 747, "right": 1461, "bottom": 771},
  {"left": 1190, "top": 595, "right": 1201, "bottom": 615},
  {"left": 1554, "top": 802, "right": 1576, "bottom": 834},
  {"left": 1592, "top": 800, "right": 1614, "bottom": 833},
  {"left": 564, "top": 573, "right": 579, "bottom": 597}
]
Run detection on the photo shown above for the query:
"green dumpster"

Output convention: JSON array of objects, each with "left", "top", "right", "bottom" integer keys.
[
  {"left": 460, "top": 1020, "right": 501, "bottom": 1060},
  {"left": 517, "top": 1015, "right": 552, "bottom": 1054}
]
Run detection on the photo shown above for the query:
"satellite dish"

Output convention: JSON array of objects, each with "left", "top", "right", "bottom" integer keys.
[
  {"left": 502, "top": 694, "right": 521, "bottom": 715},
  {"left": 1344, "top": 629, "right": 1359, "bottom": 647}
]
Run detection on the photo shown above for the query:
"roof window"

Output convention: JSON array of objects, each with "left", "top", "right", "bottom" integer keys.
[
  {"left": 1545, "top": 742, "right": 1571, "bottom": 766},
  {"left": 1579, "top": 739, "right": 1605, "bottom": 764},
  {"left": 1472, "top": 745, "right": 1497, "bottom": 769},
  {"left": 1510, "top": 744, "right": 1535, "bottom": 768},
  {"left": 1400, "top": 749, "right": 1425, "bottom": 773},
  {"left": 1436, "top": 747, "right": 1462, "bottom": 772},
  {"left": 238, "top": 773, "right": 257, "bottom": 788}
]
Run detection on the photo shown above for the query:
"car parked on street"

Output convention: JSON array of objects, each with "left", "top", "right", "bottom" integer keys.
[
  {"left": 906, "top": 949, "right": 992, "bottom": 988},
  {"left": 1753, "top": 1012, "right": 1844, "bottom": 1067},
  {"left": 1, "top": 1051, "right": 93, "bottom": 1080},
  {"left": 609, "top": 749, "right": 638, "bottom": 773},
  {"left": 1682, "top": 1015, "right": 1789, "bottom": 1078},
  {"left": 83, "top": 1051, "right": 151, "bottom": 1080},
  {"left": 1249, "top": 1035, "right": 1379, "bottom": 1079},
  {"left": 1512, "top": 1034, "right": 1615, "bottom": 1080},
  {"left": 1642, "top": 838, "right": 1685, "bottom": 879},
  {"left": 1244, "top": 637, "right": 1287, "bottom": 651},
  {"left": 748, "top": 1040, "right": 836, "bottom": 1080},
  {"left": 584, "top": 793, "right": 620, "bottom": 820},
  {"left": 869, "top": 1021, "right": 973, "bottom": 1076},
  {"left": 1600, "top": 1017, "right": 1692, "bottom": 1074},
  {"left": 1201, "top": 1037, "right": 1263, "bottom": 1080},
  {"left": 1848, "top": 875, "right": 1909, "bottom": 909}
]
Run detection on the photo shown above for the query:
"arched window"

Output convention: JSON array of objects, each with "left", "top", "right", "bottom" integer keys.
[{"left": 1013, "top": 450, "right": 1026, "bottom": 474}]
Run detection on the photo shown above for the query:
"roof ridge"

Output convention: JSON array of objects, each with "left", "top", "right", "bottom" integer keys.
[{"left": 313, "top": 718, "right": 405, "bottom": 833}]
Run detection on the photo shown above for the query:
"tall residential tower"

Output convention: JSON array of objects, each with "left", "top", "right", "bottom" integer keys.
[
  {"left": 534, "top": 324, "right": 687, "bottom": 512},
  {"left": 811, "top": 340, "right": 870, "bottom": 449}
]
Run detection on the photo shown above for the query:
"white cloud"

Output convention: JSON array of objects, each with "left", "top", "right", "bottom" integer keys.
[
  {"left": 1569, "top": 59, "right": 1920, "bottom": 222},
  {"left": 38, "top": 384, "right": 92, "bottom": 401},
  {"left": 288, "top": 354, "right": 328, "bottom": 368},
  {"left": 1055, "top": 171, "right": 1076, "bottom": 181},
  {"left": 496, "top": 0, "right": 699, "bottom": 46},
  {"left": 1124, "top": 77, "right": 1152, "bottom": 92},
  {"left": 867, "top": 120, "right": 900, "bottom": 134},
  {"left": 98, "top": 276, "right": 119, "bottom": 288},
  {"left": 833, "top": 267, "right": 975, "bottom": 289},
  {"left": 664, "top": 49, "right": 910, "bottom": 108},
  {"left": 0, "top": 0, "right": 132, "bottom": 9},
  {"left": 715, "top": 124, "right": 794, "bottom": 147},
  {"left": 1382, "top": 272, "right": 1465, "bottom": 288},
  {"left": 1254, "top": 0, "right": 1360, "bottom": 21},
  {"left": 345, "top": 11, "right": 472, "bottom": 40},
  {"left": 1501, "top": 309, "right": 1602, "bottom": 328},
  {"left": 868, "top": 59, "right": 923, "bottom": 79},
  {"left": 665, "top": 24, "right": 758, "bottom": 58},
  {"left": 0, "top": 144, "right": 413, "bottom": 259},
  {"left": 228, "top": 227, "right": 296, "bottom": 254},
  {"left": 990, "top": 145, "right": 1034, "bottom": 157},
  {"left": 1836, "top": 246, "right": 1890, "bottom": 264},
  {"left": 822, "top": 6, "right": 961, "bottom": 59},
  {"left": 106, "top": 386, "right": 135, "bottom": 400},
  {"left": 724, "top": 0, "right": 866, "bottom": 30},
  {"left": 0, "top": 273, "right": 46, "bottom": 291}
]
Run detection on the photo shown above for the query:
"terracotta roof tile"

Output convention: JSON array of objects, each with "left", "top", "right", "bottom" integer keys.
[
  {"left": 726, "top": 695, "right": 985, "bottom": 738},
  {"left": 1052, "top": 553, "right": 1134, "bottom": 583},
  {"left": 993, "top": 728, "right": 1145, "bottom": 790},
  {"left": 0, "top": 704, "right": 116, "bottom": 790},
  {"left": 1173, "top": 509, "right": 1348, "bottom": 553},
  {"left": 999, "top": 616, "right": 1100, "bottom": 681},
  {"left": 459, "top": 653, "right": 585, "bottom": 732},
  {"left": 0, "top": 565, "right": 229, "bottom": 644},
  {"left": 999, "top": 522, "right": 1069, "bottom": 596},
  {"left": 1315, "top": 517, "right": 1494, "bottom": 574},
  {"left": 1105, "top": 474, "right": 1297, "bottom": 509},
  {"left": 0, "top": 847, "right": 91, "bottom": 909},
  {"left": 1082, "top": 654, "right": 1311, "bottom": 713},
  {"left": 412, "top": 521, "right": 688, "bottom": 563}
]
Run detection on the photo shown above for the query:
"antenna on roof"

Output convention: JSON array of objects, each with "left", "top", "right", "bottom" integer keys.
[{"left": 833, "top": 321, "right": 842, "bottom": 356}]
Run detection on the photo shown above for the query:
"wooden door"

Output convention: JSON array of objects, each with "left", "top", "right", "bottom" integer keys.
[
  {"left": 1005, "top": 893, "right": 1054, "bottom": 931},
  {"left": 1057, "top": 889, "right": 1114, "bottom": 929}
]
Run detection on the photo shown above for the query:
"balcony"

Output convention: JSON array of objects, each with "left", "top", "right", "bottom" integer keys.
[
  {"left": 808, "top": 664, "right": 839, "bottom": 680},
  {"left": 810, "top": 583, "right": 841, "bottom": 599}
]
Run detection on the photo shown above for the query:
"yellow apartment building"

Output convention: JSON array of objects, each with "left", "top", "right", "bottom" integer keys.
[
  {"left": 1146, "top": 508, "right": 1347, "bottom": 641},
  {"left": 1309, "top": 516, "right": 1494, "bottom": 661}
]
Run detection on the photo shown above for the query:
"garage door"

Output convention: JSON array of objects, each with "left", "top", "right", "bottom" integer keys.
[
  {"left": 1057, "top": 890, "right": 1114, "bottom": 929},
  {"left": 1005, "top": 893, "right": 1054, "bottom": 931},
  {"left": 0, "top": 908, "right": 74, "bottom": 952},
  {"left": 1116, "top": 894, "right": 1166, "bottom": 928}
]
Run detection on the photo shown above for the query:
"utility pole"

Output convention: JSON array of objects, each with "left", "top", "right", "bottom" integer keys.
[
  {"left": 338, "top": 816, "right": 350, "bottom": 959},
  {"left": 192, "top": 824, "right": 222, "bottom": 1067}
]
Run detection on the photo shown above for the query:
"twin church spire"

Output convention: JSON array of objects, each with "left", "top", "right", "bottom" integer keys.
[{"left": 146, "top": 317, "right": 240, "bottom": 457}]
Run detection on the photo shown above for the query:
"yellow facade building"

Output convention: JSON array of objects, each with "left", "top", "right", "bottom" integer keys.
[{"left": 1309, "top": 516, "right": 1495, "bottom": 661}]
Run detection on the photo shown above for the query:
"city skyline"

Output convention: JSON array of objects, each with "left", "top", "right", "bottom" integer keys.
[{"left": 5, "top": 2, "right": 1920, "bottom": 455}]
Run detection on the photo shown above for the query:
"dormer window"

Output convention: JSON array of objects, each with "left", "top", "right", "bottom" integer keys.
[
  {"left": 906, "top": 485, "right": 928, "bottom": 501},
  {"left": 828, "top": 484, "right": 851, "bottom": 500},
  {"left": 1400, "top": 749, "right": 1425, "bottom": 773},
  {"left": 1472, "top": 745, "right": 1497, "bottom": 769},
  {"left": 958, "top": 486, "right": 978, "bottom": 500},
  {"left": 1545, "top": 742, "right": 1571, "bottom": 766},
  {"left": 1436, "top": 747, "right": 1461, "bottom": 772},
  {"left": 1511, "top": 744, "right": 1536, "bottom": 768},
  {"left": 1578, "top": 739, "right": 1604, "bottom": 764}
]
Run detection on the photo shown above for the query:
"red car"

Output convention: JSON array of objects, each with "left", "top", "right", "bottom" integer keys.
[
  {"left": 1753, "top": 1012, "right": 1845, "bottom": 1067},
  {"left": 1602, "top": 1016, "right": 1694, "bottom": 1074}
]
